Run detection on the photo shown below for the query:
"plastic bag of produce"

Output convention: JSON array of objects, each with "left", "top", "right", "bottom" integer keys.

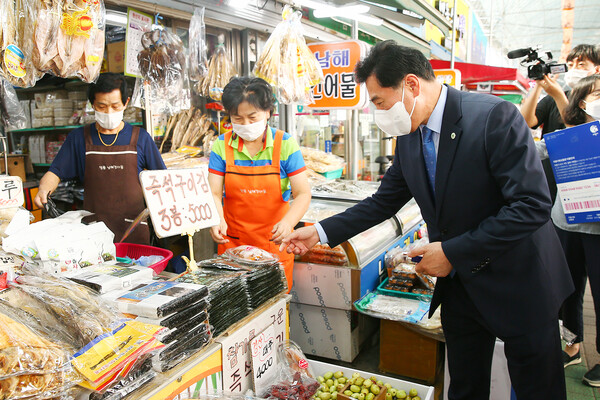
[
  {"left": 264, "top": 340, "right": 319, "bottom": 399},
  {"left": 0, "top": 78, "right": 27, "bottom": 130},
  {"left": 0, "top": 0, "right": 43, "bottom": 88},
  {"left": 253, "top": 5, "right": 322, "bottom": 105},
  {"left": 189, "top": 7, "right": 208, "bottom": 82},
  {"left": 196, "top": 34, "right": 237, "bottom": 99}
]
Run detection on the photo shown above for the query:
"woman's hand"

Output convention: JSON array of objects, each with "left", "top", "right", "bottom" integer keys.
[
  {"left": 210, "top": 220, "right": 229, "bottom": 244},
  {"left": 271, "top": 219, "right": 293, "bottom": 244}
]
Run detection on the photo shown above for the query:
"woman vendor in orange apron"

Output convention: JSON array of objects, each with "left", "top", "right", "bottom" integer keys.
[{"left": 207, "top": 77, "right": 311, "bottom": 291}]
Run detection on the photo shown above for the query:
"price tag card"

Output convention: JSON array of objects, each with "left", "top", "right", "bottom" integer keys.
[
  {"left": 139, "top": 166, "right": 219, "bottom": 238},
  {"left": 0, "top": 176, "right": 23, "bottom": 209},
  {"left": 251, "top": 324, "right": 277, "bottom": 396}
]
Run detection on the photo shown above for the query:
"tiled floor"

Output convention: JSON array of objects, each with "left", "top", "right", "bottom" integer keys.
[{"left": 566, "top": 284, "right": 600, "bottom": 399}]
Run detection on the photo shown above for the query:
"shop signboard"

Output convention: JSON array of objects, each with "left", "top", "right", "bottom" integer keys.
[
  {"left": 433, "top": 69, "right": 462, "bottom": 89},
  {"left": 308, "top": 40, "right": 368, "bottom": 110},
  {"left": 544, "top": 121, "right": 600, "bottom": 224},
  {"left": 139, "top": 166, "right": 220, "bottom": 238},
  {"left": 0, "top": 176, "right": 23, "bottom": 209},
  {"left": 125, "top": 8, "right": 153, "bottom": 78}
]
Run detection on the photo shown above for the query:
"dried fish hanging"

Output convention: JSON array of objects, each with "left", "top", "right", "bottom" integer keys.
[
  {"left": 133, "top": 18, "right": 191, "bottom": 115},
  {"left": 188, "top": 7, "right": 208, "bottom": 82},
  {"left": 196, "top": 34, "right": 237, "bottom": 100},
  {"left": 161, "top": 108, "right": 212, "bottom": 153},
  {"left": 253, "top": 5, "right": 323, "bottom": 105},
  {"left": 0, "top": 0, "right": 44, "bottom": 88}
]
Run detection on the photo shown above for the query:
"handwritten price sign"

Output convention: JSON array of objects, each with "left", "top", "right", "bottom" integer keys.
[
  {"left": 0, "top": 176, "right": 23, "bottom": 210},
  {"left": 139, "top": 166, "right": 219, "bottom": 238},
  {"left": 251, "top": 324, "right": 277, "bottom": 396}
]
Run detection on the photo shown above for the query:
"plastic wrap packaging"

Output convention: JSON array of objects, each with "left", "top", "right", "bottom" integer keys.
[
  {"left": 89, "top": 357, "right": 156, "bottom": 400},
  {"left": 297, "top": 244, "right": 348, "bottom": 266},
  {"left": 152, "top": 324, "right": 211, "bottom": 372},
  {"left": 178, "top": 266, "right": 249, "bottom": 336},
  {"left": 224, "top": 245, "right": 279, "bottom": 264},
  {"left": 0, "top": 0, "right": 43, "bottom": 88},
  {"left": 31, "top": 0, "right": 103, "bottom": 82},
  {"left": 189, "top": 7, "right": 208, "bottom": 82},
  {"left": 0, "top": 78, "right": 27, "bottom": 130},
  {"left": 196, "top": 34, "right": 237, "bottom": 99},
  {"left": 300, "top": 147, "right": 345, "bottom": 173},
  {"left": 134, "top": 299, "right": 209, "bottom": 330},
  {"left": 0, "top": 207, "right": 34, "bottom": 242},
  {"left": 68, "top": 264, "right": 155, "bottom": 294},
  {"left": 264, "top": 340, "right": 319, "bottom": 400},
  {"left": 355, "top": 293, "right": 429, "bottom": 324},
  {"left": 253, "top": 6, "right": 323, "bottom": 105},
  {"left": 102, "top": 280, "right": 209, "bottom": 318},
  {"left": 133, "top": 26, "right": 190, "bottom": 115}
]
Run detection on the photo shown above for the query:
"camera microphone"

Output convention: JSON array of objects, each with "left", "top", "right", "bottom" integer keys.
[{"left": 507, "top": 48, "right": 532, "bottom": 59}]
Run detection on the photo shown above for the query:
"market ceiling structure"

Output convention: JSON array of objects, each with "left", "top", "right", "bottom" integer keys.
[{"left": 468, "top": 0, "right": 600, "bottom": 63}]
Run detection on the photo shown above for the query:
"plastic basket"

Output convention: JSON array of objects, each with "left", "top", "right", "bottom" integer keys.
[
  {"left": 115, "top": 243, "right": 173, "bottom": 274},
  {"left": 318, "top": 168, "right": 343, "bottom": 179}
]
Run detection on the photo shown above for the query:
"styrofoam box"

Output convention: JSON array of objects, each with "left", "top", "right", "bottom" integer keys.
[{"left": 309, "top": 359, "right": 434, "bottom": 400}]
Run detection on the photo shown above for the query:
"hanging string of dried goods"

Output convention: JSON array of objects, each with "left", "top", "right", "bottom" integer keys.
[
  {"left": 133, "top": 21, "right": 191, "bottom": 115},
  {"left": 196, "top": 34, "right": 237, "bottom": 100},
  {"left": 253, "top": 5, "right": 323, "bottom": 105}
]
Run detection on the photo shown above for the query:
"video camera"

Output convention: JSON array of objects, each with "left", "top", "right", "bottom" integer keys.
[{"left": 507, "top": 47, "right": 568, "bottom": 80}]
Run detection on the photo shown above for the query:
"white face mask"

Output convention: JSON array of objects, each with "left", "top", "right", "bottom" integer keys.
[
  {"left": 565, "top": 68, "right": 591, "bottom": 89},
  {"left": 374, "top": 84, "right": 417, "bottom": 137},
  {"left": 583, "top": 99, "right": 600, "bottom": 120},
  {"left": 95, "top": 110, "right": 124, "bottom": 130},
  {"left": 232, "top": 119, "right": 268, "bottom": 142}
]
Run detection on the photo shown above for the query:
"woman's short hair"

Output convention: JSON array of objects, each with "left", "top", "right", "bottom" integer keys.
[
  {"left": 564, "top": 74, "right": 600, "bottom": 126},
  {"left": 222, "top": 77, "right": 275, "bottom": 116}
]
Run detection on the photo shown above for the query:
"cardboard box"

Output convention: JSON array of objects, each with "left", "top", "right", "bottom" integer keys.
[
  {"left": 106, "top": 41, "right": 125, "bottom": 73},
  {"left": 216, "top": 296, "right": 289, "bottom": 395},
  {"left": 0, "top": 155, "right": 27, "bottom": 182},
  {"left": 309, "top": 359, "right": 435, "bottom": 400},
  {"left": 379, "top": 319, "right": 443, "bottom": 385},
  {"left": 289, "top": 302, "right": 378, "bottom": 362},
  {"left": 290, "top": 224, "right": 423, "bottom": 311}
]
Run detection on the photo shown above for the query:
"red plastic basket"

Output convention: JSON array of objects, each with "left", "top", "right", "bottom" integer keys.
[{"left": 115, "top": 243, "right": 173, "bottom": 274}]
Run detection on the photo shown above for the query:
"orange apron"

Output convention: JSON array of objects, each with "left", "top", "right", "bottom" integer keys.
[{"left": 217, "top": 129, "right": 294, "bottom": 292}]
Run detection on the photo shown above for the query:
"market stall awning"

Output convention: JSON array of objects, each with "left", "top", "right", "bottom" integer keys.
[{"left": 429, "top": 59, "right": 531, "bottom": 95}]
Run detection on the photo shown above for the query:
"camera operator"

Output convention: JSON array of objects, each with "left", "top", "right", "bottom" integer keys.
[{"left": 520, "top": 44, "right": 600, "bottom": 203}]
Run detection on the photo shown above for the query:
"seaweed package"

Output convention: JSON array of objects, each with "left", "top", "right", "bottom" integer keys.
[
  {"left": 0, "top": 0, "right": 43, "bottom": 88},
  {"left": 188, "top": 7, "right": 208, "bottom": 82},
  {"left": 253, "top": 5, "right": 322, "bottom": 105}
]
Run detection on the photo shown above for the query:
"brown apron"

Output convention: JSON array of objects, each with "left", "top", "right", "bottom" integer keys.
[{"left": 83, "top": 124, "right": 150, "bottom": 244}]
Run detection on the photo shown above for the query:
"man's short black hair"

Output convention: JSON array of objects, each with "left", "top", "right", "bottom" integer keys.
[
  {"left": 355, "top": 40, "right": 436, "bottom": 87},
  {"left": 567, "top": 44, "right": 600, "bottom": 66},
  {"left": 222, "top": 77, "right": 275, "bottom": 116},
  {"left": 87, "top": 73, "right": 128, "bottom": 105}
]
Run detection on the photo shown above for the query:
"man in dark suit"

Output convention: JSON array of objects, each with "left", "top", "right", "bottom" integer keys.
[{"left": 281, "top": 41, "right": 574, "bottom": 399}]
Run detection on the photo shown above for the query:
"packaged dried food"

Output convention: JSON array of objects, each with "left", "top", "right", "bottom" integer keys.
[
  {"left": 300, "top": 147, "right": 345, "bottom": 173},
  {"left": 264, "top": 340, "right": 319, "bottom": 399},
  {"left": 253, "top": 6, "right": 323, "bottom": 105},
  {"left": 416, "top": 272, "right": 436, "bottom": 290},
  {"left": 102, "top": 280, "right": 209, "bottom": 318},
  {"left": 195, "top": 34, "right": 236, "bottom": 99},
  {"left": 223, "top": 245, "right": 278, "bottom": 265},
  {"left": 387, "top": 263, "right": 417, "bottom": 280},
  {"left": 388, "top": 277, "right": 415, "bottom": 287},
  {"left": 0, "top": 0, "right": 43, "bottom": 88},
  {"left": 0, "top": 78, "right": 27, "bottom": 130},
  {"left": 69, "top": 264, "right": 154, "bottom": 294},
  {"left": 133, "top": 298, "right": 209, "bottom": 330},
  {"left": 298, "top": 243, "right": 348, "bottom": 265}
]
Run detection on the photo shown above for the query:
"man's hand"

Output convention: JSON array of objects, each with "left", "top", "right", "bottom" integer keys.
[
  {"left": 538, "top": 75, "right": 564, "bottom": 99},
  {"left": 271, "top": 219, "right": 293, "bottom": 244},
  {"left": 279, "top": 225, "right": 319, "bottom": 255},
  {"left": 209, "top": 220, "right": 229, "bottom": 244},
  {"left": 408, "top": 242, "right": 453, "bottom": 278},
  {"left": 33, "top": 189, "right": 50, "bottom": 209}
]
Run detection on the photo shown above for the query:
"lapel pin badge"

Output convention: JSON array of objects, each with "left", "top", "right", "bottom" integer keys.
[{"left": 451, "top": 132, "right": 456, "bottom": 140}]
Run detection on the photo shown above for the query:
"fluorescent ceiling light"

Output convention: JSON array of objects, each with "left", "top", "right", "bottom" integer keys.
[
  {"left": 105, "top": 10, "right": 128, "bottom": 27},
  {"left": 297, "top": 0, "right": 383, "bottom": 25},
  {"left": 228, "top": 0, "right": 249, "bottom": 9},
  {"left": 313, "top": 4, "right": 370, "bottom": 18}
]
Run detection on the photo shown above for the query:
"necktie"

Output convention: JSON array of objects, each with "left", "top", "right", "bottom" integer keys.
[{"left": 422, "top": 126, "right": 437, "bottom": 194}]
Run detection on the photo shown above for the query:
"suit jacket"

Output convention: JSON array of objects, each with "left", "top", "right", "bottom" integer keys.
[{"left": 320, "top": 85, "right": 573, "bottom": 337}]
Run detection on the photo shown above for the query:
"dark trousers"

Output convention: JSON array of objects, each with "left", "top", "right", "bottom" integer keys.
[
  {"left": 442, "top": 276, "right": 566, "bottom": 400},
  {"left": 556, "top": 227, "right": 600, "bottom": 353}
]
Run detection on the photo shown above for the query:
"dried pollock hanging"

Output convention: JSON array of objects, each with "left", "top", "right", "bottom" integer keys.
[{"left": 33, "top": 0, "right": 64, "bottom": 72}]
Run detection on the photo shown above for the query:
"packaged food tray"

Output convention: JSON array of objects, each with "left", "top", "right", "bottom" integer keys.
[{"left": 377, "top": 277, "right": 433, "bottom": 300}]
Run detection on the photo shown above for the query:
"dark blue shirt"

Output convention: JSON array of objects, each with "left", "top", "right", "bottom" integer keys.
[{"left": 49, "top": 123, "right": 166, "bottom": 183}]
